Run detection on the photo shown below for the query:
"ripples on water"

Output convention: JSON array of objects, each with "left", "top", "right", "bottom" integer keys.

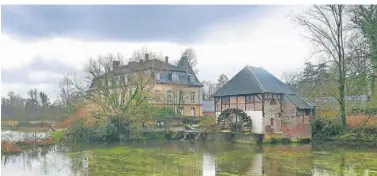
[{"left": 2, "top": 132, "right": 377, "bottom": 176}]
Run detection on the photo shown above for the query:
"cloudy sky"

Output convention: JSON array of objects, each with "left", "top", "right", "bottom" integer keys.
[{"left": 1, "top": 5, "right": 313, "bottom": 101}]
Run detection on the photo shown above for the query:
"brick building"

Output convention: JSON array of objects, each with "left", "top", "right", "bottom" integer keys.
[{"left": 212, "top": 66, "right": 315, "bottom": 138}]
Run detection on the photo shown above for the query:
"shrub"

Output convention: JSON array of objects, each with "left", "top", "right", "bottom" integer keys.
[
  {"left": 199, "top": 116, "right": 217, "bottom": 132},
  {"left": 100, "top": 116, "right": 131, "bottom": 141},
  {"left": 322, "top": 123, "right": 342, "bottom": 137},
  {"left": 311, "top": 118, "right": 327, "bottom": 136}
]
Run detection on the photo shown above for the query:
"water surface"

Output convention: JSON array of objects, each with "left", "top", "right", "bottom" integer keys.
[{"left": 2, "top": 135, "right": 377, "bottom": 176}]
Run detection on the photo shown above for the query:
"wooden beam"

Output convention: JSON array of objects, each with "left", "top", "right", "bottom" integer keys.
[
  {"left": 214, "top": 98, "right": 217, "bottom": 113},
  {"left": 220, "top": 97, "right": 223, "bottom": 112},
  {"left": 236, "top": 96, "right": 238, "bottom": 110},
  {"left": 229, "top": 96, "right": 230, "bottom": 109},
  {"left": 244, "top": 95, "right": 247, "bottom": 111},
  {"left": 255, "top": 94, "right": 261, "bottom": 100},
  {"left": 262, "top": 93, "right": 265, "bottom": 117},
  {"left": 253, "top": 95, "right": 256, "bottom": 111}
]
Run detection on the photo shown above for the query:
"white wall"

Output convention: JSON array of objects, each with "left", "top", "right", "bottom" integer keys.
[{"left": 246, "top": 111, "right": 264, "bottom": 134}]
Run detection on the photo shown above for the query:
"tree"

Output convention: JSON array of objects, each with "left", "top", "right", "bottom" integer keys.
[
  {"left": 64, "top": 48, "right": 158, "bottom": 126},
  {"left": 202, "top": 81, "right": 217, "bottom": 100},
  {"left": 281, "top": 71, "right": 299, "bottom": 90},
  {"left": 181, "top": 48, "right": 199, "bottom": 74},
  {"left": 216, "top": 74, "right": 229, "bottom": 90},
  {"left": 294, "top": 5, "right": 349, "bottom": 128},
  {"left": 350, "top": 5, "right": 377, "bottom": 97},
  {"left": 39, "top": 91, "right": 50, "bottom": 122}
]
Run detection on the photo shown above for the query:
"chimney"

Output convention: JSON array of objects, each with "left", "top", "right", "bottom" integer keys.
[
  {"left": 145, "top": 54, "right": 149, "bottom": 61},
  {"left": 113, "top": 60, "right": 120, "bottom": 70},
  {"left": 165, "top": 56, "right": 169, "bottom": 63}
]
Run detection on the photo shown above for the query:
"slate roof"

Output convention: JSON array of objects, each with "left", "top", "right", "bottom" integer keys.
[
  {"left": 203, "top": 101, "right": 215, "bottom": 112},
  {"left": 212, "top": 66, "right": 314, "bottom": 110},
  {"left": 89, "top": 57, "right": 202, "bottom": 89},
  {"left": 286, "top": 94, "right": 314, "bottom": 110},
  {"left": 212, "top": 66, "right": 294, "bottom": 97}
]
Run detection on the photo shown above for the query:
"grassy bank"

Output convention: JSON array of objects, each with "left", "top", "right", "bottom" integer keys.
[{"left": 312, "top": 117, "right": 377, "bottom": 142}]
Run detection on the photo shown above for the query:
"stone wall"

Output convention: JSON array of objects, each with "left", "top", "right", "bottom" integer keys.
[
  {"left": 214, "top": 94, "right": 312, "bottom": 139},
  {"left": 281, "top": 95, "right": 311, "bottom": 138},
  {"left": 264, "top": 93, "right": 283, "bottom": 133}
]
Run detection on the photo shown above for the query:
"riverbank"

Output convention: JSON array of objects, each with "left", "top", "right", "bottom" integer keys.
[{"left": 1, "top": 130, "right": 66, "bottom": 154}]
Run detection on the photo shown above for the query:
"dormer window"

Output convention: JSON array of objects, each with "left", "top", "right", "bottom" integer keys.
[
  {"left": 155, "top": 73, "right": 160, "bottom": 81},
  {"left": 172, "top": 73, "right": 179, "bottom": 82},
  {"left": 188, "top": 74, "right": 195, "bottom": 83}
]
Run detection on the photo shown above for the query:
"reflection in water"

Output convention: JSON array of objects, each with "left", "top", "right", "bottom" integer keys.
[
  {"left": 202, "top": 153, "right": 215, "bottom": 176},
  {"left": 2, "top": 141, "right": 377, "bottom": 176}
]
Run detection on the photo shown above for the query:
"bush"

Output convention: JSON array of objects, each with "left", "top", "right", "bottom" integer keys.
[
  {"left": 322, "top": 123, "right": 342, "bottom": 137},
  {"left": 311, "top": 118, "right": 327, "bottom": 136},
  {"left": 199, "top": 116, "right": 217, "bottom": 132},
  {"left": 100, "top": 116, "right": 130, "bottom": 141}
]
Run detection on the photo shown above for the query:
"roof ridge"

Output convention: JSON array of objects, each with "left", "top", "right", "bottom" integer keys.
[{"left": 248, "top": 67, "right": 266, "bottom": 92}]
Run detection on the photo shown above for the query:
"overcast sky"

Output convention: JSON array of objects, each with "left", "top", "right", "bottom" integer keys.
[{"left": 1, "top": 5, "right": 314, "bottom": 101}]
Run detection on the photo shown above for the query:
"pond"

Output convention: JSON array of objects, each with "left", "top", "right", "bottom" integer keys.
[{"left": 2, "top": 133, "right": 377, "bottom": 176}]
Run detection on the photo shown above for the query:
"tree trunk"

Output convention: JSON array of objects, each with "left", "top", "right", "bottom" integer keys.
[
  {"left": 339, "top": 76, "right": 346, "bottom": 128},
  {"left": 371, "top": 57, "right": 377, "bottom": 97}
]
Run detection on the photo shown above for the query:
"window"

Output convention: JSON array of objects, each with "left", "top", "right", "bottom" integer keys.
[
  {"left": 221, "top": 97, "right": 230, "bottom": 105},
  {"left": 172, "top": 73, "right": 179, "bottom": 82},
  {"left": 190, "top": 92, "right": 195, "bottom": 103},
  {"left": 305, "top": 109, "right": 310, "bottom": 116},
  {"left": 191, "top": 107, "right": 196, "bottom": 116},
  {"left": 155, "top": 73, "right": 160, "bottom": 81},
  {"left": 167, "top": 89, "right": 172, "bottom": 102},
  {"left": 188, "top": 74, "right": 195, "bottom": 83},
  {"left": 178, "top": 107, "right": 184, "bottom": 115}
]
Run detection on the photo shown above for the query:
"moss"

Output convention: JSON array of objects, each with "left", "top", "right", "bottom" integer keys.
[{"left": 51, "top": 130, "right": 65, "bottom": 142}]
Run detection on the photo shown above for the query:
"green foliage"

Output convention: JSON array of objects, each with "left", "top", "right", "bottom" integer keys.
[
  {"left": 51, "top": 130, "right": 65, "bottom": 142},
  {"left": 312, "top": 117, "right": 377, "bottom": 142},
  {"left": 100, "top": 116, "right": 131, "bottom": 141},
  {"left": 156, "top": 107, "right": 176, "bottom": 120},
  {"left": 199, "top": 116, "right": 217, "bottom": 132}
]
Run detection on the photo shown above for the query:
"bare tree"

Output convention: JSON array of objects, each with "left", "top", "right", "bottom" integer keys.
[
  {"left": 181, "top": 48, "right": 199, "bottom": 74},
  {"left": 294, "top": 5, "right": 349, "bottom": 128},
  {"left": 64, "top": 48, "right": 159, "bottom": 126},
  {"left": 281, "top": 71, "right": 299, "bottom": 90},
  {"left": 216, "top": 74, "right": 229, "bottom": 90},
  {"left": 202, "top": 81, "right": 217, "bottom": 100}
]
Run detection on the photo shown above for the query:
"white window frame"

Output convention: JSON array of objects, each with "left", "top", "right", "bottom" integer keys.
[
  {"left": 167, "top": 89, "right": 173, "bottom": 102},
  {"left": 190, "top": 92, "right": 195, "bottom": 103},
  {"left": 172, "top": 73, "right": 179, "bottom": 82},
  {"left": 191, "top": 107, "right": 195, "bottom": 116},
  {"left": 155, "top": 73, "right": 160, "bottom": 81},
  {"left": 189, "top": 74, "right": 195, "bottom": 83}
]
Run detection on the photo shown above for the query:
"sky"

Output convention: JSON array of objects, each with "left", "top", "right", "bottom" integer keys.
[{"left": 1, "top": 5, "right": 313, "bottom": 101}]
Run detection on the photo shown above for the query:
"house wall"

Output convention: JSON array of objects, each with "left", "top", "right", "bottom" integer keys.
[
  {"left": 153, "top": 83, "right": 203, "bottom": 117},
  {"left": 281, "top": 96, "right": 312, "bottom": 138},
  {"left": 215, "top": 93, "right": 312, "bottom": 138}
]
